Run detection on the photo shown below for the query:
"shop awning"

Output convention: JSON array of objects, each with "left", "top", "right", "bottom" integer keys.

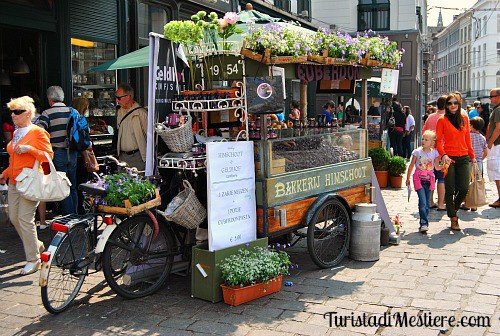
[{"left": 87, "top": 46, "right": 149, "bottom": 72}]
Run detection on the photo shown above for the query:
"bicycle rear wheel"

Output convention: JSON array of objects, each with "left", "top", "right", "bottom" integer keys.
[
  {"left": 41, "top": 225, "right": 91, "bottom": 314},
  {"left": 102, "top": 215, "right": 174, "bottom": 299}
]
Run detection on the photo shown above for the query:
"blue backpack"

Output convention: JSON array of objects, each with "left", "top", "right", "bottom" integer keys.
[{"left": 66, "top": 107, "right": 91, "bottom": 152}]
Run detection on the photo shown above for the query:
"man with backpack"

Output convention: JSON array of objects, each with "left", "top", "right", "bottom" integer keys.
[{"left": 36, "top": 86, "right": 78, "bottom": 215}]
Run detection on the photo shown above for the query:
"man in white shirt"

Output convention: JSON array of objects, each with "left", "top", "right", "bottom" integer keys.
[{"left": 403, "top": 105, "right": 415, "bottom": 159}]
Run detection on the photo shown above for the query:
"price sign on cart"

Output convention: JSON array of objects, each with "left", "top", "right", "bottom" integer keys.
[
  {"left": 380, "top": 68, "right": 399, "bottom": 95},
  {"left": 206, "top": 141, "right": 257, "bottom": 251}
]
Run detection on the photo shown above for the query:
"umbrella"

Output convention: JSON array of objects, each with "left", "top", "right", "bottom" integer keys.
[{"left": 407, "top": 185, "right": 411, "bottom": 202}]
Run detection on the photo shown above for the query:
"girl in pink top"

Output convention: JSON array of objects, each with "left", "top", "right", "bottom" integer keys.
[{"left": 406, "top": 130, "right": 442, "bottom": 233}]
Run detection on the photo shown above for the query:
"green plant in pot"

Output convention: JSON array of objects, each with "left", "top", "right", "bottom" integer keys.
[
  {"left": 218, "top": 246, "right": 291, "bottom": 306},
  {"left": 368, "top": 147, "right": 390, "bottom": 187},
  {"left": 369, "top": 147, "right": 390, "bottom": 171},
  {"left": 388, "top": 156, "right": 407, "bottom": 188}
]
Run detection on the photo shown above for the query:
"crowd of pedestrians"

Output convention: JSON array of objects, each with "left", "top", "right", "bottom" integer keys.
[{"left": 1, "top": 84, "right": 146, "bottom": 276}]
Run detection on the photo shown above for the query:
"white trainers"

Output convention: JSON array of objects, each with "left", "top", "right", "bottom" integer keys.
[{"left": 38, "top": 224, "right": 48, "bottom": 230}]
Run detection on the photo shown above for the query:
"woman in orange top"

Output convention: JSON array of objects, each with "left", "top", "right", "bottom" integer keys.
[
  {"left": 0, "top": 96, "right": 53, "bottom": 276},
  {"left": 436, "top": 93, "right": 476, "bottom": 230}
]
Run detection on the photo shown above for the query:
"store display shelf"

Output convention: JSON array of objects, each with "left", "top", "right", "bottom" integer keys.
[
  {"left": 158, "top": 154, "right": 206, "bottom": 174},
  {"left": 172, "top": 97, "right": 245, "bottom": 113},
  {"left": 74, "top": 84, "right": 116, "bottom": 90}
]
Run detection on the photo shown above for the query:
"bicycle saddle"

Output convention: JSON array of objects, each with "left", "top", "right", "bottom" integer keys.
[{"left": 78, "top": 183, "right": 107, "bottom": 197}]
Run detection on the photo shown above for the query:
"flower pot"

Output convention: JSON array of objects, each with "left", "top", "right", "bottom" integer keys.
[
  {"left": 374, "top": 170, "right": 388, "bottom": 188},
  {"left": 221, "top": 275, "right": 282, "bottom": 306},
  {"left": 389, "top": 175, "right": 403, "bottom": 188}
]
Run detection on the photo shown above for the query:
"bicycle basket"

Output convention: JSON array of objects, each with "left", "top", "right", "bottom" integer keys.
[
  {"left": 163, "top": 180, "right": 206, "bottom": 229},
  {"left": 155, "top": 110, "right": 194, "bottom": 153}
]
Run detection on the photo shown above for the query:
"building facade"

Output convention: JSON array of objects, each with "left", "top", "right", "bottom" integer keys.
[{"left": 430, "top": 0, "right": 499, "bottom": 104}]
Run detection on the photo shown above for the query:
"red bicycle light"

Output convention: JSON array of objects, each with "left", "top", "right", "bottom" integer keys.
[
  {"left": 41, "top": 252, "right": 51, "bottom": 262},
  {"left": 103, "top": 216, "right": 113, "bottom": 225},
  {"left": 51, "top": 223, "right": 69, "bottom": 233}
]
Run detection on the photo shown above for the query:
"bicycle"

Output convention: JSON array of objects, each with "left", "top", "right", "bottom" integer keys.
[{"left": 39, "top": 163, "right": 195, "bottom": 314}]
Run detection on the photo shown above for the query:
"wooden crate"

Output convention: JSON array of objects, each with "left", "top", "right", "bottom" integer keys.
[
  {"left": 257, "top": 185, "right": 370, "bottom": 235},
  {"left": 307, "top": 50, "right": 355, "bottom": 65},
  {"left": 240, "top": 46, "right": 308, "bottom": 65},
  {"left": 255, "top": 158, "right": 286, "bottom": 175},
  {"left": 98, "top": 189, "right": 161, "bottom": 216},
  {"left": 368, "top": 140, "right": 382, "bottom": 150}
]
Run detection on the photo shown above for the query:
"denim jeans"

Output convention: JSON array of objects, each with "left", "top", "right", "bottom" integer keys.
[
  {"left": 403, "top": 131, "right": 414, "bottom": 159},
  {"left": 53, "top": 149, "right": 78, "bottom": 215},
  {"left": 416, "top": 180, "right": 432, "bottom": 227}
]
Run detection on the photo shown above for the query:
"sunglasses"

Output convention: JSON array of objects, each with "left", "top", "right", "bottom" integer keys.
[
  {"left": 446, "top": 101, "right": 459, "bottom": 106},
  {"left": 115, "top": 94, "right": 129, "bottom": 100},
  {"left": 10, "top": 109, "right": 26, "bottom": 115},
  {"left": 490, "top": 95, "right": 498, "bottom": 99}
]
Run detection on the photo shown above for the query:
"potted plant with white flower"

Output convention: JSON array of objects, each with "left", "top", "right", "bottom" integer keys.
[{"left": 219, "top": 246, "right": 292, "bottom": 306}]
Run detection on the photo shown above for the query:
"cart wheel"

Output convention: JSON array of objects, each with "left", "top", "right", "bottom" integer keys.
[{"left": 307, "top": 197, "right": 350, "bottom": 268}]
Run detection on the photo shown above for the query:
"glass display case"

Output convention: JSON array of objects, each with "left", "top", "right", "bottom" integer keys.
[
  {"left": 71, "top": 38, "right": 117, "bottom": 125},
  {"left": 254, "top": 128, "right": 367, "bottom": 177},
  {"left": 367, "top": 116, "right": 382, "bottom": 141}
]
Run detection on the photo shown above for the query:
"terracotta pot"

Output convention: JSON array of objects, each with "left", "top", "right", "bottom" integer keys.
[
  {"left": 389, "top": 175, "right": 403, "bottom": 188},
  {"left": 221, "top": 275, "right": 282, "bottom": 306},
  {"left": 374, "top": 170, "right": 388, "bottom": 188}
]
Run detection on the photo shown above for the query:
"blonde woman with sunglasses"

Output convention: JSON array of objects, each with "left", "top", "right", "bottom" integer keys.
[
  {"left": 0, "top": 96, "right": 53, "bottom": 275},
  {"left": 435, "top": 93, "right": 476, "bottom": 230}
]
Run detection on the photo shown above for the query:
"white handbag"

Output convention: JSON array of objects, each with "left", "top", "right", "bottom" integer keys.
[{"left": 15, "top": 151, "right": 71, "bottom": 202}]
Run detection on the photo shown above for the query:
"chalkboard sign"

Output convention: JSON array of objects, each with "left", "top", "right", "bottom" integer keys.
[{"left": 245, "top": 76, "right": 285, "bottom": 115}]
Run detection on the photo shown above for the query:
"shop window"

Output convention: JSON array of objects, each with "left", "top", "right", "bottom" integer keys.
[
  {"left": 71, "top": 38, "right": 117, "bottom": 119},
  {"left": 358, "top": 0, "right": 390, "bottom": 31},
  {"left": 138, "top": 3, "right": 171, "bottom": 47}
]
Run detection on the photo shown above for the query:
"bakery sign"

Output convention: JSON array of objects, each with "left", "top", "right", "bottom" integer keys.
[
  {"left": 296, "top": 64, "right": 361, "bottom": 82},
  {"left": 265, "top": 159, "right": 372, "bottom": 206}
]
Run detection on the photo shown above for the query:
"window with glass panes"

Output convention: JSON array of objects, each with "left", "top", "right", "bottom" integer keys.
[{"left": 358, "top": 0, "right": 390, "bottom": 31}]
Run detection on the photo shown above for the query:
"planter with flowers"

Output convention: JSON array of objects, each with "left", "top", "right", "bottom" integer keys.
[
  {"left": 96, "top": 173, "right": 161, "bottom": 216},
  {"left": 241, "top": 22, "right": 312, "bottom": 65},
  {"left": 219, "top": 246, "right": 292, "bottom": 306}
]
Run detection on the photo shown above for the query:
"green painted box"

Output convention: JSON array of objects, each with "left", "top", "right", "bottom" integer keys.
[{"left": 191, "top": 238, "right": 268, "bottom": 303}]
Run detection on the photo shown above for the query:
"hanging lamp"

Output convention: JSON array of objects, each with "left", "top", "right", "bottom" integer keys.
[{"left": 13, "top": 36, "right": 30, "bottom": 75}]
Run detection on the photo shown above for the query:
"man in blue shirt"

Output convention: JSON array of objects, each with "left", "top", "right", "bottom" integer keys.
[{"left": 468, "top": 101, "right": 481, "bottom": 119}]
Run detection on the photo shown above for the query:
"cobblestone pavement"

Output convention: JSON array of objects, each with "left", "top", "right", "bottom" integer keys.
[{"left": 0, "top": 173, "right": 499, "bottom": 336}]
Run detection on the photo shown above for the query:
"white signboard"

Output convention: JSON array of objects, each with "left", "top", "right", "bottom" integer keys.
[
  {"left": 206, "top": 141, "right": 257, "bottom": 251},
  {"left": 380, "top": 68, "right": 399, "bottom": 95}
]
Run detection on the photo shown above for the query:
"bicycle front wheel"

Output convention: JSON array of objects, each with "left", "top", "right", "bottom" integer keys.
[
  {"left": 41, "top": 225, "right": 91, "bottom": 314},
  {"left": 102, "top": 215, "right": 174, "bottom": 299}
]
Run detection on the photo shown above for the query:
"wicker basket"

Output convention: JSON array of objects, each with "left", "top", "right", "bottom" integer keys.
[
  {"left": 155, "top": 111, "right": 194, "bottom": 152},
  {"left": 163, "top": 180, "right": 206, "bottom": 229}
]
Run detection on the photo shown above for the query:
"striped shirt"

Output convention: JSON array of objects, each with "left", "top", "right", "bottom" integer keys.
[
  {"left": 36, "top": 102, "right": 71, "bottom": 149},
  {"left": 470, "top": 131, "right": 487, "bottom": 160}
]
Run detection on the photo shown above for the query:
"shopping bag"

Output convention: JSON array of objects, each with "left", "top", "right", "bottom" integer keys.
[
  {"left": 464, "top": 163, "right": 488, "bottom": 208},
  {"left": 245, "top": 76, "right": 284, "bottom": 114},
  {"left": 15, "top": 152, "right": 71, "bottom": 202},
  {"left": 81, "top": 146, "right": 99, "bottom": 173},
  {"left": 0, "top": 184, "right": 9, "bottom": 228}
]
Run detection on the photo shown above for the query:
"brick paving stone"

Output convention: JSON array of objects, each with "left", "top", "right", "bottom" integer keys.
[
  {"left": 380, "top": 327, "right": 444, "bottom": 336},
  {"left": 476, "top": 284, "right": 500, "bottom": 296},
  {"left": 434, "top": 292, "right": 462, "bottom": 302},
  {"left": 411, "top": 299, "right": 460, "bottom": 310},
  {"left": 246, "top": 330, "right": 291, "bottom": 336},
  {"left": 379, "top": 296, "right": 412, "bottom": 308},
  {"left": 324, "top": 299, "right": 359, "bottom": 311},
  {"left": 462, "top": 302, "right": 497, "bottom": 315},
  {"left": 187, "top": 320, "right": 239, "bottom": 334},
  {"left": 276, "top": 320, "right": 330, "bottom": 336},
  {"left": 279, "top": 310, "right": 312, "bottom": 322},
  {"left": 448, "top": 279, "right": 479, "bottom": 288}
]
